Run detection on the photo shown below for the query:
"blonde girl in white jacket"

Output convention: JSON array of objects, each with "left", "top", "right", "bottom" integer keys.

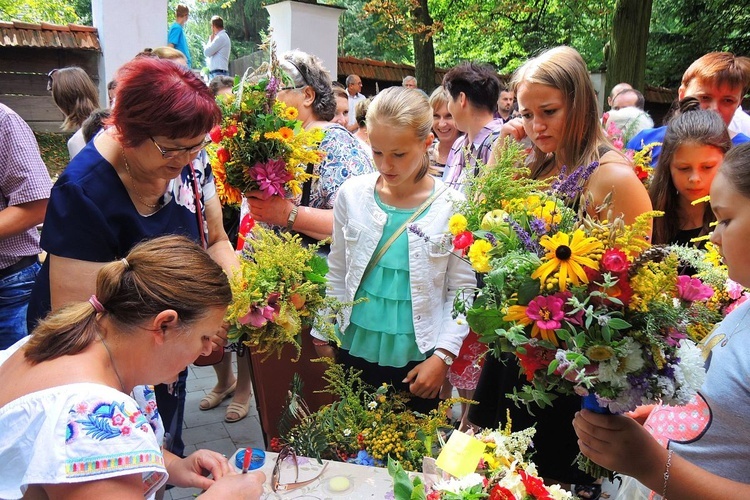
[{"left": 312, "top": 86, "right": 476, "bottom": 413}]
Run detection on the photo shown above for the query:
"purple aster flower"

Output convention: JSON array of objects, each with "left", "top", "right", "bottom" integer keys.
[
  {"left": 529, "top": 216, "right": 548, "bottom": 237},
  {"left": 265, "top": 76, "right": 280, "bottom": 106},
  {"left": 549, "top": 161, "right": 600, "bottom": 204},
  {"left": 508, "top": 218, "right": 540, "bottom": 253}
]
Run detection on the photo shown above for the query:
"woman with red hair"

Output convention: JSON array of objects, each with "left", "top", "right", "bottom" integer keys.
[{"left": 27, "top": 57, "right": 238, "bottom": 462}]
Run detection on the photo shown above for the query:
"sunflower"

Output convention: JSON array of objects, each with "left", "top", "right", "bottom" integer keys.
[{"left": 532, "top": 229, "right": 603, "bottom": 292}]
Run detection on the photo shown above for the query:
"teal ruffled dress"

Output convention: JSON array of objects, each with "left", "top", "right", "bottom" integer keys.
[{"left": 338, "top": 191, "right": 430, "bottom": 368}]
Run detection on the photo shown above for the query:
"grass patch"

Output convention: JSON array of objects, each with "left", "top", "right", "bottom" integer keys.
[{"left": 34, "top": 132, "right": 70, "bottom": 180}]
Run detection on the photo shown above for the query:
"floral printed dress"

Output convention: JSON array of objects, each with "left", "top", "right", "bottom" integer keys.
[{"left": 0, "top": 339, "right": 167, "bottom": 499}]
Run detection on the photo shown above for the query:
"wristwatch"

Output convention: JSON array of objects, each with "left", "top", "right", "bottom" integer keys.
[
  {"left": 286, "top": 205, "right": 299, "bottom": 231},
  {"left": 434, "top": 350, "right": 454, "bottom": 366}
]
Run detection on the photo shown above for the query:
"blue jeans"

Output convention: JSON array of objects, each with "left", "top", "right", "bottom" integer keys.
[
  {"left": 0, "top": 261, "right": 41, "bottom": 350},
  {"left": 209, "top": 69, "right": 230, "bottom": 79}
]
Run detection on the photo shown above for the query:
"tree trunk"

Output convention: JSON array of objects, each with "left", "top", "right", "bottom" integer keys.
[
  {"left": 412, "top": 0, "right": 436, "bottom": 93},
  {"left": 606, "top": 0, "right": 653, "bottom": 99}
]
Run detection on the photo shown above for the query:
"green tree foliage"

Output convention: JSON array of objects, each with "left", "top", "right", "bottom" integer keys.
[
  {"left": 169, "top": 0, "right": 268, "bottom": 70},
  {"left": 647, "top": 0, "right": 750, "bottom": 88},
  {"left": 433, "top": 0, "right": 615, "bottom": 73},
  {"left": 334, "top": 0, "right": 412, "bottom": 63},
  {"left": 0, "top": 0, "right": 79, "bottom": 24}
]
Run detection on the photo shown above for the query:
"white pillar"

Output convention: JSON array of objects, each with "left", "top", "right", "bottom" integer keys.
[
  {"left": 92, "top": 0, "right": 168, "bottom": 94},
  {"left": 265, "top": 1, "right": 345, "bottom": 80}
]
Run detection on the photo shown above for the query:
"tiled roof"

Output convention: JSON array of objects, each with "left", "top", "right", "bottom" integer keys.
[
  {"left": 0, "top": 21, "right": 100, "bottom": 51},
  {"left": 337, "top": 55, "right": 448, "bottom": 86},
  {"left": 644, "top": 84, "right": 677, "bottom": 104}
]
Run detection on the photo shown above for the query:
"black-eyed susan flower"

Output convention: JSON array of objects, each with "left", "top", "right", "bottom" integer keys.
[{"left": 532, "top": 229, "right": 602, "bottom": 292}]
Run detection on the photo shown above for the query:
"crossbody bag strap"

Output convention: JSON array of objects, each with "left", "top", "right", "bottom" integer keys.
[
  {"left": 361, "top": 185, "right": 448, "bottom": 282},
  {"left": 188, "top": 161, "right": 208, "bottom": 250}
]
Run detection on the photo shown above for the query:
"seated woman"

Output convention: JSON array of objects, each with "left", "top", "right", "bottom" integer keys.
[
  {"left": 649, "top": 97, "right": 731, "bottom": 246},
  {"left": 0, "top": 236, "right": 264, "bottom": 499},
  {"left": 471, "top": 46, "right": 652, "bottom": 497}
]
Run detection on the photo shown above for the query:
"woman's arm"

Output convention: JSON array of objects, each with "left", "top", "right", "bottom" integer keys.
[
  {"left": 49, "top": 255, "right": 107, "bottom": 311},
  {"left": 204, "top": 196, "right": 240, "bottom": 273},
  {"left": 587, "top": 153, "right": 653, "bottom": 227},
  {"left": 43, "top": 474, "right": 143, "bottom": 499},
  {"left": 573, "top": 410, "right": 750, "bottom": 500},
  {"left": 245, "top": 193, "right": 333, "bottom": 240}
]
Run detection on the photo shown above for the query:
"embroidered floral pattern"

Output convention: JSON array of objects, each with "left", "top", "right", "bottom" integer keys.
[{"left": 68, "top": 400, "right": 150, "bottom": 442}]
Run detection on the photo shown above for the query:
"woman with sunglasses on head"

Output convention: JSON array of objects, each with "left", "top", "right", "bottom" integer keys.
[
  {"left": 244, "top": 50, "right": 374, "bottom": 243},
  {"left": 1, "top": 237, "right": 264, "bottom": 499},
  {"left": 27, "top": 56, "right": 239, "bottom": 462}
]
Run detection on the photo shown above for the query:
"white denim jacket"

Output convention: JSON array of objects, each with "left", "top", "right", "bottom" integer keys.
[{"left": 312, "top": 173, "right": 476, "bottom": 356}]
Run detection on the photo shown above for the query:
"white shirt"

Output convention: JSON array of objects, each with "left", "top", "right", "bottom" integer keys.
[
  {"left": 312, "top": 173, "right": 476, "bottom": 356},
  {"left": 203, "top": 29, "right": 231, "bottom": 72},
  {"left": 729, "top": 107, "right": 750, "bottom": 138},
  {"left": 347, "top": 92, "right": 366, "bottom": 127}
]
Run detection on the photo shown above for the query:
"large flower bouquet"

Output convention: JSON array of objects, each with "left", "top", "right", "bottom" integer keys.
[
  {"left": 210, "top": 45, "right": 324, "bottom": 201},
  {"left": 388, "top": 422, "right": 573, "bottom": 500},
  {"left": 224, "top": 223, "right": 340, "bottom": 359},
  {"left": 442, "top": 142, "right": 724, "bottom": 478}
]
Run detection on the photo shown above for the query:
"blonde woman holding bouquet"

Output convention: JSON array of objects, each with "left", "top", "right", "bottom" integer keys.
[
  {"left": 469, "top": 46, "right": 652, "bottom": 497},
  {"left": 574, "top": 142, "right": 750, "bottom": 499},
  {"left": 312, "top": 86, "right": 476, "bottom": 413}
]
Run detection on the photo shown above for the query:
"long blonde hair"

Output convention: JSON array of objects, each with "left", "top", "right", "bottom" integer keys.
[
  {"left": 367, "top": 86, "right": 433, "bottom": 181},
  {"left": 511, "top": 46, "right": 613, "bottom": 178}
]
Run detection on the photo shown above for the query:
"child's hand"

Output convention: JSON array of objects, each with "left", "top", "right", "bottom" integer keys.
[{"left": 403, "top": 356, "right": 449, "bottom": 399}]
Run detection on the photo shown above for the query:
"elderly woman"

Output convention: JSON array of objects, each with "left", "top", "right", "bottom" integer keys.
[
  {"left": 242, "top": 50, "right": 373, "bottom": 443},
  {"left": 245, "top": 50, "right": 373, "bottom": 241},
  {"left": 47, "top": 66, "right": 100, "bottom": 159},
  {"left": 27, "top": 56, "right": 239, "bottom": 459},
  {"left": 1, "top": 236, "right": 264, "bottom": 499}
]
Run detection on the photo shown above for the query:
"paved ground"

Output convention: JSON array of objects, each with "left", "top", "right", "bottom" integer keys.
[{"left": 164, "top": 361, "right": 265, "bottom": 500}]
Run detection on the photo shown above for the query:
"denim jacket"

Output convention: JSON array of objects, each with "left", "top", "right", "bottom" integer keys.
[{"left": 312, "top": 173, "right": 476, "bottom": 356}]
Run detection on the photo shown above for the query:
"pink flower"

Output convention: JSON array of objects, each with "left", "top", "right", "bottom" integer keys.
[
  {"left": 726, "top": 279, "right": 744, "bottom": 300},
  {"left": 250, "top": 159, "right": 293, "bottom": 198},
  {"left": 453, "top": 230, "right": 474, "bottom": 251},
  {"left": 526, "top": 295, "right": 565, "bottom": 331},
  {"left": 613, "top": 137, "right": 624, "bottom": 150},
  {"left": 725, "top": 295, "right": 748, "bottom": 314},
  {"left": 601, "top": 248, "right": 629, "bottom": 273},
  {"left": 111, "top": 414, "right": 125, "bottom": 426},
  {"left": 120, "top": 426, "right": 131, "bottom": 436},
  {"left": 676, "top": 275, "right": 714, "bottom": 302}
]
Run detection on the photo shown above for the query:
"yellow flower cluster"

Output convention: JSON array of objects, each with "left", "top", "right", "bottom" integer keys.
[
  {"left": 628, "top": 253, "right": 679, "bottom": 312},
  {"left": 468, "top": 239, "right": 493, "bottom": 272},
  {"left": 448, "top": 214, "right": 468, "bottom": 235}
]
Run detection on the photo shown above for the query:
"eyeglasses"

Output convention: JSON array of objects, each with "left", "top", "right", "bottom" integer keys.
[
  {"left": 47, "top": 69, "right": 58, "bottom": 92},
  {"left": 278, "top": 84, "right": 307, "bottom": 92},
  {"left": 271, "top": 446, "right": 328, "bottom": 492},
  {"left": 150, "top": 136, "right": 211, "bottom": 159}
]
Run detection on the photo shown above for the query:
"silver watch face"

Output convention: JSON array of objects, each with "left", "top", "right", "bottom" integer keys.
[{"left": 437, "top": 351, "right": 453, "bottom": 365}]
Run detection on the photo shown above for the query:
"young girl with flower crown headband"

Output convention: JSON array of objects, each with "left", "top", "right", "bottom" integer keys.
[
  {"left": 574, "top": 142, "right": 750, "bottom": 499},
  {"left": 311, "top": 86, "right": 475, "bottom": 412}
]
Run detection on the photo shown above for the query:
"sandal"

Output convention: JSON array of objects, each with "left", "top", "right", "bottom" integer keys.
[
  {"left": 199, "top": 381, "right": 237, "bottom": 411},
  {"left": 574, "top": 484, "right": 602, "bottom": 500},
  {"left": 225, "top": 400, "right": 250, "bottom": 423}
]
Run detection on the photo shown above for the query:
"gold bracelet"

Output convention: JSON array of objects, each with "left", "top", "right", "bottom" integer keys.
[
  {"left": 662, "top": 449, "right": 674, "bottom": 499},
  {"left": 286, "top": 205, "right": 299, "bottom": 231}
]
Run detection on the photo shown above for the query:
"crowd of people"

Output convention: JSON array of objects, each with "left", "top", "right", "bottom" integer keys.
[{"left": 1, "top": 4, "right": 750, "bottom": 496}]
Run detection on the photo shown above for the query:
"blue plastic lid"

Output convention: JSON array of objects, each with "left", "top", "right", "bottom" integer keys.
[{"left": 235, "top": 448, "right": 266, "bottom": 471}]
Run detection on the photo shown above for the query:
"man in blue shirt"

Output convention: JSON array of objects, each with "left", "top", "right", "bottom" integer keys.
[
  {"left": 628, "top": 52, "right": 750, "bottom": 165},
  {"left": 168, "top": 4, "right": 192, "bottom": 68}
]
